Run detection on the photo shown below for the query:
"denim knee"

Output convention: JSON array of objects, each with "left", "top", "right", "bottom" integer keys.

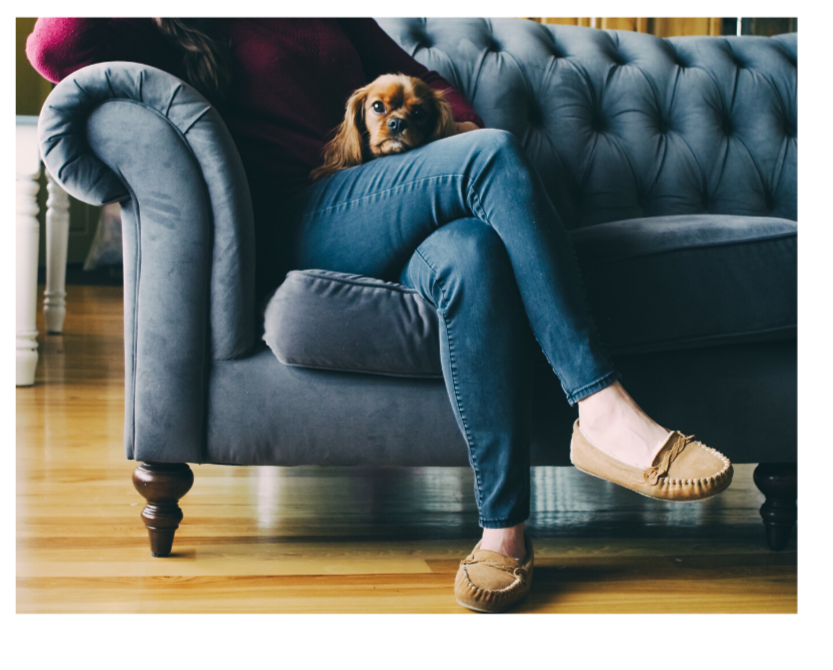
[
  {"left": 413, "top": 219, "right": 513, "bottom": 309},
  {"left": 472, "top": 128, "right": 526, "bottom": 165},
  {"left": 464, "top": 130, "right": 539, "bottom": 221},
  {"left": 474, "top": 128, "right": 521, "bottom": 148}
]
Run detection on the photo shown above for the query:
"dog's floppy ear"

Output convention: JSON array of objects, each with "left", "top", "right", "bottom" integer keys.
[
  {"left": 429, "top": 89, "right": 458, "bottom": 141},
  {"left": 310, "top": 85, "right": 370, "bottom": 181}
]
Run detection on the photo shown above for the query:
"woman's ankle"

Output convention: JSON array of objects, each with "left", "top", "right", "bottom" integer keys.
[
  {"left": 577, "top": 381, "right": 671, "bottom": 469},
  {"left": 578, "top": 381, "right": 630, "bottom": 425},
  {"left": 481, "top": 522, "right": 526, "bottom": 562}
]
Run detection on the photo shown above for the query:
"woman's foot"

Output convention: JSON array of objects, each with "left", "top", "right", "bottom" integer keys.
[
  {"left": 574, "top": 380, "right": 735, "bottom": 501},
  {"left": 456, "top": 531, "right": 534, "bottom": 613},
  {"left": 577, "top": 381, "right": 673, "bottom": 469},
  {"left": 480, "top": 522, "right": 526, "bottom": 562}
]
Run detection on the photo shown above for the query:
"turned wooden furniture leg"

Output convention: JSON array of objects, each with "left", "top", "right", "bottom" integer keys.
[
  {"left": 753, "top": 463, "right": 797, "bottom": 551},
  {"left": 132, "top": 463, "right": 194, "bottom": 557},
  {"left": 44, "top": 173, "right": 70, "bottom": 334}
]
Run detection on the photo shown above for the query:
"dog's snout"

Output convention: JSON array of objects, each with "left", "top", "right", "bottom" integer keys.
[{"left": 387, "top": 117, "right": 408, "bottom": 134}]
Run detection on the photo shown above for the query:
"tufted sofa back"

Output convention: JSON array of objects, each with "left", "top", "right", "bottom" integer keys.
[{"left": 377, "top": 18, "right": 797, "bottom": 230}]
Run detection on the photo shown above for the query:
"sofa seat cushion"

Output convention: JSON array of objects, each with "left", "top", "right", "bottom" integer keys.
[
  {"left": 571, "top": 214, "right": 796, "bottom": 354},
  {"left": 263, "top": 214, "right": 796, "bottom": 376},
  {"left": 263, "top": 269, "right": 442, "bottom": 377}
]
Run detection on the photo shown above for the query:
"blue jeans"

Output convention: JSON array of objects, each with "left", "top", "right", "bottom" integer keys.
[{"left": 283, "top": 129, "right": 621, "bottom": 528}]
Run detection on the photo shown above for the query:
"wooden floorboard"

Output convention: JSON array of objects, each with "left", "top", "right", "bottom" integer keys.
[{"left": 16, "top": 284, "right": 797, "bottom": 613}]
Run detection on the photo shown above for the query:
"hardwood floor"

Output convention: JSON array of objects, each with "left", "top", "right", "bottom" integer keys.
[{"left": 16, "top": 285, "right": 797, "bottom": 613}]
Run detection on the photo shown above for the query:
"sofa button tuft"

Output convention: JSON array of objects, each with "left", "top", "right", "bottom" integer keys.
[
  {"left": 722, "top": 117, "right": 734, "bottom": 136},
  {"left": 591, "top": 110, "right": 607, "bottom": 133},
  {"left": 527, "top": 104, "right": 542, "bottom": 127},
  {"left": 610, "top": 49, "right": 627, "bottom": 66}
]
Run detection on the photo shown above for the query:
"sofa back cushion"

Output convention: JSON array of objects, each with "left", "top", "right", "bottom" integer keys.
[{"left": 377, "top": 19, "right": 797, "bottom": 230}]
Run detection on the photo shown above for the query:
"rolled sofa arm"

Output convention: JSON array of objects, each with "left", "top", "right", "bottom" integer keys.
[{"left": 38, "top": 62, "right": 257, "bottom": 463}]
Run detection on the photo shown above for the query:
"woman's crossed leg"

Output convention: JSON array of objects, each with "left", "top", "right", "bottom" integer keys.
[{"left": 283, "top": 128, "right": 682, "bottom": 560}]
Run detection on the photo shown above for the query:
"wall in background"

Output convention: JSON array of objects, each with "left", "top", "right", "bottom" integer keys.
[
  {"left": 738, "top": 18, "right": 798, "bottom": 36},
  {"left": 16, "top": 18, "right": 52, "bottom": 116},
  {"left": 17, "top": 18, "right": 99, "bottom": 269}
]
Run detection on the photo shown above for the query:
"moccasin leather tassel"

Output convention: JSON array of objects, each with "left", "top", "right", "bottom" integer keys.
[{"left": 643, "top": 432, "right": 693, "bottom": 485}]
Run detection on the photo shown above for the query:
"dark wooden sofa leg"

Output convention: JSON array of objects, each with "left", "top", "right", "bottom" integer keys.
[
  {"left": 132, "top": 463, "right": 194, "bottom": 557},
  {"left": 753, "top": 463, "right": 797, "bottom": 551}
]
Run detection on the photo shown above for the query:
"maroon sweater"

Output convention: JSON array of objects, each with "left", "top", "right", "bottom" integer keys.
[{"left": 27, "top": 19, "right": 485, "bottom": 291}]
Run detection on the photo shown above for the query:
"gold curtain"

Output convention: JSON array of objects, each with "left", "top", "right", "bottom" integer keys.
[{"left": 524, "top": 17, "right": 723, "bottom": 37}]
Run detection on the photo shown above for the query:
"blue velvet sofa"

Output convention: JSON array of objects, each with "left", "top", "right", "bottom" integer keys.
[{"left": 37, "top": 18, "right": 797, "bottom": 556}]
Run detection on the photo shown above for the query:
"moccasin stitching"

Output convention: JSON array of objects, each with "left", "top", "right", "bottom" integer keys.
[
  {"left": 464, "top": 580, "right": 523, "bottom": 597},
  {"left": 460, "top": 563, "right": 526, "bottom": 593},
  {"left": 644, "top": 440, "right": 731, "bottom": 486}
]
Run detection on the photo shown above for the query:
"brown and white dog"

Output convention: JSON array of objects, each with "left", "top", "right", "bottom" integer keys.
[{"left": 310, "top": 73, "right": 458, "bottom": 181}]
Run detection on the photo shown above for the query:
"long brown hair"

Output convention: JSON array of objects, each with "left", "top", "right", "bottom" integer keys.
[{"left": 154, "top": 19, "right": 232, "bottom": 104}]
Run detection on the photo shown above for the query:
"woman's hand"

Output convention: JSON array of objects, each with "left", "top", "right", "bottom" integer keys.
[{"left": 455, "top": 121, "right": 481, "bottom": 134}]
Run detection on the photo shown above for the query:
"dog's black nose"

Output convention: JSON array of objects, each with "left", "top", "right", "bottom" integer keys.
[{"left": 388, "top": 117, "right": 408, "bottom": 134}]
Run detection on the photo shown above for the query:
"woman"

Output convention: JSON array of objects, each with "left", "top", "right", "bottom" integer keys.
[{"left": 27, "top": 17, "right": 733, "bottom": 613}]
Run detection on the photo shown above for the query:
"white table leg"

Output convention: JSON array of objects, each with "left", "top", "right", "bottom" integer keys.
[
  {"left": 44, "top": 173, "right": 69, "bottom": 334},
  {"left": 16, "top": 118, "right": 41, "bottom": 387}
]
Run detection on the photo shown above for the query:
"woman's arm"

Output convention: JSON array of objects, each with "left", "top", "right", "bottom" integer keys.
[
  {"left": 338, "top": 18, "right": 486, "bottom": 129},
  {"left": 26, "top": 18, "right": 176, "bottom": 83}
]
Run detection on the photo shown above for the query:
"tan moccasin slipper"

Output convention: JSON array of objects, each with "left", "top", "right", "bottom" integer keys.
[
  {"left": 570, "top": 419, "right": 733, "bottom": 502},
  {"left": 455, "top": 534, "right": 534, "bottom": 613}
]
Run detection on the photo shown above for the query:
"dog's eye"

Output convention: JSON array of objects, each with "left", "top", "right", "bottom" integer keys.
[
  {"left": 413, "top": 106, "right": 425, "bottom": 119},
  {"left": 372, "top": 101, "right": 385, "bottom": 114}
]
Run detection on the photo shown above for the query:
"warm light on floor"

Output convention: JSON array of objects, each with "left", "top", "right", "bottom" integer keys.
[{"left": 16, "top": 284, "right": 797, "bottom": 613}]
